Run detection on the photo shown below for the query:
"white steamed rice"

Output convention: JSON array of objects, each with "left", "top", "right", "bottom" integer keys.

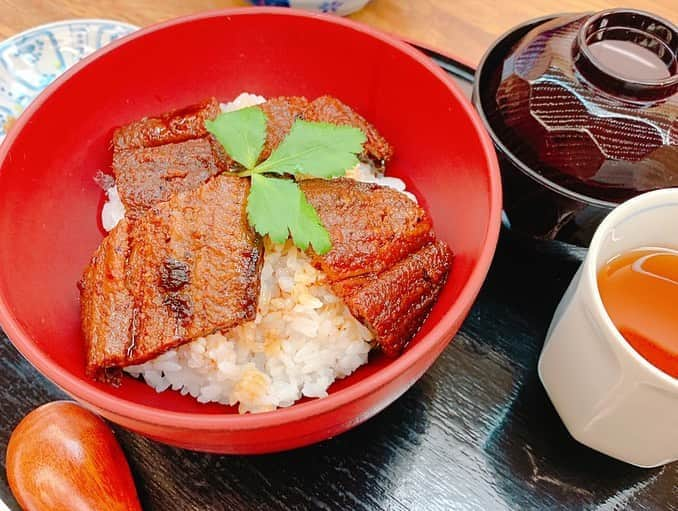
[{"left": 102, "top": 92, "right": 414, "bottom": 413}]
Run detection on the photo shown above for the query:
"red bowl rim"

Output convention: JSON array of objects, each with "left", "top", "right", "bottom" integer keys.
[{"left": 0, "top": 7, "right": 502, "bottom": 430}]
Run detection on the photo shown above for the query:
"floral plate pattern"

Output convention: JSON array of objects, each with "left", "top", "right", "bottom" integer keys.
[
  {"left": 248, "top": 1, "right": 371, "bottom": 16},
  {"left": 0, "top": 19, "right": 137, "bottom": 142}
]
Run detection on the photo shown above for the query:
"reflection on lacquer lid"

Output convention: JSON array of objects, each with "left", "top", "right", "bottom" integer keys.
[{"left": 491, "top": 9, "right": 678, "bottom": 205}]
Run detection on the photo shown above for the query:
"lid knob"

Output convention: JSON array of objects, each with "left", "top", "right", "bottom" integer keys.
[{"left": 572, "top": 9, "right": 678, "bottom": 101}]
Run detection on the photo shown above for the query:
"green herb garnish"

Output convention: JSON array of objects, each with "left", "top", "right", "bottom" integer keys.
[
  {"left": 207, "top": 106, "right": 267, "bottom": 170},
  {"left": 248, "top": 174, "right": 332, "bottom": 254},
  {"left": 205, "top": 106, "right": 366, "bottom": 254}
]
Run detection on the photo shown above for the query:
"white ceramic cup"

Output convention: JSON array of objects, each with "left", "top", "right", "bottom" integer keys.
[{"left": 539, "top": 188, "right": 678, "bottom": 468}]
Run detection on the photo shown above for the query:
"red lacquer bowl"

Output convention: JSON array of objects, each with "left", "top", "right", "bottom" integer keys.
[{"left": 0, "top": 8, "right": 501, "bottom": 453}]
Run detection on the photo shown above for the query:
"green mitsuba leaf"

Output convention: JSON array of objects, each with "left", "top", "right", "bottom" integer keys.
[
  {"left": 254, "top": 120, "right": 366, "bottom": 178},
  {"left": 247, "top": 174, "right": 332, "bottom": 254},
  {"left": 205, "top": 106, "right": 266, "bottom": 169}
]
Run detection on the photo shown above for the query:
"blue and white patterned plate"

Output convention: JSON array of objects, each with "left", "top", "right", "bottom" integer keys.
[
  {"left": 0, "top": 19, "right": 138, "bottom": 142},
  {"left": 248, "top": 1, "right": 371, "bottom": 16}
]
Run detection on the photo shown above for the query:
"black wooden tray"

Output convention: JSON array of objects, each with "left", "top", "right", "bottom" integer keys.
[{"left": 0, "top": 44, "right": 675, "bottom": 511}]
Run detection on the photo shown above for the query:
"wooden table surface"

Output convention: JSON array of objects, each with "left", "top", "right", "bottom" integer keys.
[
  {"left": 0, "top": 0, "right": 674, "bottom": 66},
  {"left": 0, "top": 2, "right": 677, "bottom": 511}
]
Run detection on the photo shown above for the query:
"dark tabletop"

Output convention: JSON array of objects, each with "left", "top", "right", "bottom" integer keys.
[{"left": 0, "top": 52, "right": 676, "bottom": 511}]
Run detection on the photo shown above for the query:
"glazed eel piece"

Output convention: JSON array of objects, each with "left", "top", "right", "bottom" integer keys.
[
  {"left": 301, "top": 179, "right": 453, "bottom": 355},
  {"left": 80, "top": 174, "right": 262, "bottom": 383},
  {"left": 111, "top": 98, "right": 232, "bottom": 218}
]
